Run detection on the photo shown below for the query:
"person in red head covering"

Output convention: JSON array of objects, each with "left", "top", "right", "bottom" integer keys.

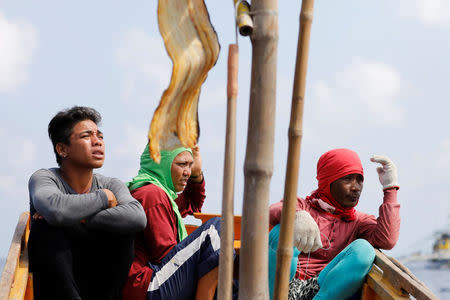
[{"left": 269, "top": 149, "right": 400, "bottom": 300}]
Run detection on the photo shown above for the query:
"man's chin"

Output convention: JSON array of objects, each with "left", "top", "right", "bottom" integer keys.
[
  {"left": 346, "top": 199, "right": 359, "bottom": 208},
  {"left": 92, "top": 162, "right": 104, "bottom": 169}
]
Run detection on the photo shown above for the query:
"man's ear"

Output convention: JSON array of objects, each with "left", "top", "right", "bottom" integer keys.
[{"left": 56, "top": 143, "right": 68, "bottom": 158}]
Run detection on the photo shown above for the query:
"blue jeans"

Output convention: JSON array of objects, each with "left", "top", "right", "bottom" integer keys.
[{"left": 146, "top": 217, "right": 221, "bottom": 300}]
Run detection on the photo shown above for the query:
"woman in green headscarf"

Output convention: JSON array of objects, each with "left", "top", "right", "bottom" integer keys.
[{"left": 122, "top": 144, "right": 223, "bottom": 300}]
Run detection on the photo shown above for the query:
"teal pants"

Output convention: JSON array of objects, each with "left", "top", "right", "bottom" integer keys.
[
  {"left": 268, "top": 225, "right": 375, "bottom": 300},
  {"left": 314, "top": 239, "right": 375, "bottom": 299},
  {"left": 268, "top": 225, "right": 300, "bottom": 300}
]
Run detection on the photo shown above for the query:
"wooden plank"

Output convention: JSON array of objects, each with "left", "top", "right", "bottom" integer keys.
[
  {"left": 24, "top": 274, "right": 33, "bottom": 300},
  {"left": 361, "top": 282, "right": 382, "bottom": 300},
  {"left": 185, "top": 224, "right": 199, "bottom": 235},
  {"left": 0, "top": 213, "right": 29, "bottom": 299},
  {"left": 9, "top": 247, "right": 29, "bottom": 300},
  {"left": 362, "top": 264, "right": 384, "bottom": 300},
  {"left": 9, "top": 216, "right": 31, "bottom": 300},
  {"left": 372, "top": 249, "right": 438, "bottom": 300},
  {"left": 194, "top": 213, "right": 242, "bottom": 240},
  {"left": 366, "top": 269, "right": 410, "bottom": 300},
  {"left": 195, "top": 266, "right": 218, "bottom": 300}
]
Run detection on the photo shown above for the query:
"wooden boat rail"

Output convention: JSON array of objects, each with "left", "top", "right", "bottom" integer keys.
[
  {"left": 362, "top": 250, "right": 438, "bottom": 300},
  {"left": 0, "top": 212, "right": 439, "bottom": 300},
  {"left": 0, "top": 212, "right": 33, "bottom": 300},
  {"left": 190, "top": 213, "right": 439, "bottom": 300}
]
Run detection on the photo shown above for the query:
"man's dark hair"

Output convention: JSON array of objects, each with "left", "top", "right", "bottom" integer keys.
[{"left": 48, "top": 106, "right": 102, "bottom": 165}]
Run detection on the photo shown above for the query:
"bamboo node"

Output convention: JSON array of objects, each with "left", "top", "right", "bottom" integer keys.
[
  {"left": 288, "top": 127, "right": 303, "bottom": 137},
  {"left": 250, "top": 9, "right": 278, "bottom": 17},
  {"left": 300, "top": 11, "right": 314, "bottom": 22},
  {"left": 276, "top": 247, "right": 294, "bottom": 256},
  {"left": 243, "top": 166, "right": 273, "bottom": 177}
]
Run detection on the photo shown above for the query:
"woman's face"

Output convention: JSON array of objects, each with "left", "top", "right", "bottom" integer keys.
[{"left": 171, "top": 151, "right": 194, "bottom": 192}]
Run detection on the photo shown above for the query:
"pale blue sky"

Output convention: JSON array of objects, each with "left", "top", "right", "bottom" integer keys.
[{"left": 1, "top": 1, "right": 449, "bottom": 261}]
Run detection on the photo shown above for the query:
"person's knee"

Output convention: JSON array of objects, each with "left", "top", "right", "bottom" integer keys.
[
  {"left": 29, "top": 221, "right": 70, "bottom": 263},
  {"left": 349, "top": 239, "right": 375, "bottom": 270},
  {"left": 205, "top": 216, "right": 221, "bottom": 228},
  {"left": 94, "top": 234, "right": 134, "bottom": 265},
  {"left": 201, "top": 217, "right": 221, "bottom": 239}
]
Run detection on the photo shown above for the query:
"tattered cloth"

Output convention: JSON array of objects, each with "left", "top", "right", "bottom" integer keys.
[{"left": 288, "top": 277, "right": 320, "bottom": 300}]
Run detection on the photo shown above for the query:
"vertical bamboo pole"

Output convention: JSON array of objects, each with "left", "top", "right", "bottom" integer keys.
[
  {"left": 239, "top": 0, "right": 278, "bottom": 299},
  {"left": 218, "top": 44, "right": 239, "bottom": 300},
  {"left": 273, "top": 1, "right": 315, "bottom": 299}
]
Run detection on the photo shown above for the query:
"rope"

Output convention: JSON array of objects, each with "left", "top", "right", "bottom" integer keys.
[{"left": 299, "top": 231, "right": 331, "bottom": 280}]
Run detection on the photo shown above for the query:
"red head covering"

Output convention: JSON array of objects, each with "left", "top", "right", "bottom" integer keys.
[{"left": 306, "top": 148, "right": 364, "bottom": 221}]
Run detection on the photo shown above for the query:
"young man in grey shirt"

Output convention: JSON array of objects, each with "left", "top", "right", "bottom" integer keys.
[{"left": 28, "top": 106, "right": 146, "bottom": 300}]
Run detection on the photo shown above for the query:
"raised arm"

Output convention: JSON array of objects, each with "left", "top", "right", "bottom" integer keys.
[
  {"left": 86, "top": 177, "right": 146, "bottom": 233},
  {"left": 356, "top": 189, "right": 400, "bottom": 249},
  {"left": 29, "top": 169, "right": 108, "bottom": 226},
  {"left": 175, "top": 145, "right": 206, "bottom": 216},
  {"left": 176, "top": 178, "right": 205, "bottom": 216},
  {"left": 357, "top": 155, "right": 400, "bottom": 249}
]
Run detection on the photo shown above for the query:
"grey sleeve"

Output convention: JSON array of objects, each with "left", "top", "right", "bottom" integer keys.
[
  {"left": 29, "top": 169, "right": 108, "bottom": 227},
  {"left": 85, "top": 177, "right": 146, "bottom": 233}
]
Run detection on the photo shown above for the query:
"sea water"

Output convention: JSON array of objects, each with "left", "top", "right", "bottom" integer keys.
[{"left": 405, "top": 261, "right": 450, "bottom": 299}]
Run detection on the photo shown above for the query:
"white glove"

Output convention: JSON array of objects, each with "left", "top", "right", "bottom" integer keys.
[
  {"left": 370, "top": 155, "right": 399, "bottom": 190},
  {"left": 293, "top": 211, "right": 322, "bottom": 253}
]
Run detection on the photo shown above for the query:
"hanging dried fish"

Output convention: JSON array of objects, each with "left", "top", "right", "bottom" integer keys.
[{"left": 149, "top": 0, "right": 220, "bottom": 162}]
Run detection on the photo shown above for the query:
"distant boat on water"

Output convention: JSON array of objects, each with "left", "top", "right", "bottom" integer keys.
[
  {"left": 430, "top": 231, "right": 450, "bottom": 266},
  {"left": 400, "top": 225, "right": 450, "bottom": 268}
]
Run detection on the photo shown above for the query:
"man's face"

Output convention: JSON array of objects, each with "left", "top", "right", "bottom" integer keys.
[
  {"left": 58, "top": 120, "right": 105, "bottom": 169},
  {"left": 330, "top": 173, "right": 364, "bottom": 208},
  {"left": 171, "top": 151, "right": 193, "bottom": 192}
]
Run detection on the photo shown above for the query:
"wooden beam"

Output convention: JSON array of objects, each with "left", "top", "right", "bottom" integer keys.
[
  {"left": 8, "top": 246, "right": 29, "bottom": 300},
  {"left": 366, "top": 269, "right": 410, "bottom": 300},
  {"left": 0, "top": 212, "right": 29, "bottom": 299},
  {"left": 370, "top": 249, "right": 439, "bottom": 300},
  {"left": 361, "top": 282, "right": 383, "bottom": 300}
]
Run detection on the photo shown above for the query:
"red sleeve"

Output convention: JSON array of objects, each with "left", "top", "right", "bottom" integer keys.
[
  {"left": 269, "top": 197, "right": 307, "bottom": 226},
  {"left": 356, "top": 189, "right": 400, "bottom": 250},
  {"left": 175, "top": 178, "right": 206, "bottom": 217},
  {"left": 131, "top": 184, "right": 178, "bottom": 263},
  {"left": 122, "top": 243, "right": 152, "bottom": 300}
]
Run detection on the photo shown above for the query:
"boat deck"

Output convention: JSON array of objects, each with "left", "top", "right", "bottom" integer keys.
[{"left": 0, "top": 212, "right": 440, "bottom": 300}]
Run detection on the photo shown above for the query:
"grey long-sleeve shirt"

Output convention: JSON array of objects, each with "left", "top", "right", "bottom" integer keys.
[{"left": 29, "top": 168, "right": 146, "bottom": 234}]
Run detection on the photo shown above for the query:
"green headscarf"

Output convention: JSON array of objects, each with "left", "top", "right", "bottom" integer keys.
[{"left": 127, "top": 143, "right": 192, "bottom": 241}]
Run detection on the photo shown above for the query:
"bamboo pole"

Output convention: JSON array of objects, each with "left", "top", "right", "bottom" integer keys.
[
  {"left": 217, "top": 44, "right": 239, "bottom": 300},
  {"left": 239, "top": 0, "right": 278, "bottom": 299},
  {"left": 273, "top": 1, "right": 315, "bottom": 299}
]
